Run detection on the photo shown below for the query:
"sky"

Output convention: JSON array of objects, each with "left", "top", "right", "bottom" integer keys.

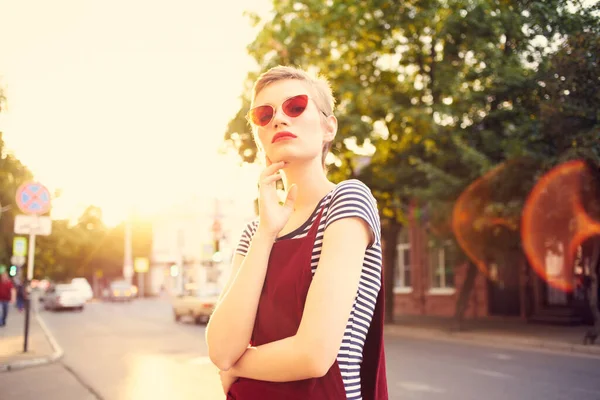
[{"left": 0, "top": 0, "right": 270, "bottom": 225}]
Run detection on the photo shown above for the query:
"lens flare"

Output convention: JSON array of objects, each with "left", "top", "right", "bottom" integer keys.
[
  {"left": 521, "top": 160, "right": 600, "bottom": 292},
  {"left": 452, "top": 162, "right": 518, "bottom": 280}
]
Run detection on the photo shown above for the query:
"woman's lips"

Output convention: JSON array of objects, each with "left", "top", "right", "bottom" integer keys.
[{"left": 272, "top": 131, "right": 298, "bottom": 143}]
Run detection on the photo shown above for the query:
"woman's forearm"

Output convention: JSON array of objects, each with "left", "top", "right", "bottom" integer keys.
[
  {"left": 206, "top": 229, "right": 276, "bottom": 370},
  {"left": 231, "top": 335, "right": 325, "bottom": 382}
]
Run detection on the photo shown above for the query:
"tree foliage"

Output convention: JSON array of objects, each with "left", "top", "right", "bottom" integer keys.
[
  {"left": 0, "top": 134, "right": 151, "bottom": 284},
  {"left": 0, "top": 77, "right": 154, "bottom": 284},
  {"left": 34, "top": 208, "right": 153, "bottom": 284},
  {"left": 0, "top": 133, "right": 34, "bottom": 266},
  {"left": 224, "top": 1, "right": 600, "bottom": 318}
]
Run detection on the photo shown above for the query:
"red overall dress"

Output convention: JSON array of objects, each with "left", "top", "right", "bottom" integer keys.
[{"left": 228, "top": 208, "right": 388, "bottom": 400}]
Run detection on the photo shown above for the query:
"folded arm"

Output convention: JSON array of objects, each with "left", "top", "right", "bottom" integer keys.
[
  {"left": 230, "top": 216, "right": 372, "bottom": 381},
  {"left": 206, "top": 228, "right": 276, "bottom": 371}
]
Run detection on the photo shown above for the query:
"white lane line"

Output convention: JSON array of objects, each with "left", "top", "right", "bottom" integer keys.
[
  {"left": 489, "top": 352, "right": 513, "bottom": 360},
  {"left": 397, "top": 381, "right": 446, "bottom": 393},
  {"left": 472, "top": 369, "right": 513, "bottom": 379}
]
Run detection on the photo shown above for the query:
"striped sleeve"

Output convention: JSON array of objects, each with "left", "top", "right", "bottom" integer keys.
[
  {"left": 235, "top": 219, "right": 259, "bottom": 257},
  {"left": 324, "top": 179, "right": 381, "bottom": 247}
]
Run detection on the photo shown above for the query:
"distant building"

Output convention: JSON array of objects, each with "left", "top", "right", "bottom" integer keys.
[
  {"left": 149, "top": 155, "right": 259, "bottom": 297},
  {"left": 149, "top": 193, "right": 256, "bottom": 297}
]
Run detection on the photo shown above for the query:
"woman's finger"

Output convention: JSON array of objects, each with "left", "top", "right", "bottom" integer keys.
[
  {"left": 259, "top": 161, "right": 285, "bottom": 179},
  {"left": 260, "top": 173, "right": 283, "bottom": 187}
]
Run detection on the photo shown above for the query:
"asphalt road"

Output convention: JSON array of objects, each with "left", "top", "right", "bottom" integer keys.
[
  {"left": 2, "top": 297, "right": 600, "bottom": 400},
  {"left": 40, "top": 297, "right": 222, "bottom": 399}
]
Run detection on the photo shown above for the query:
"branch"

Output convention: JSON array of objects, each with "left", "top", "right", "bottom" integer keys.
[
  {"left": 409, "top": 156, "right": 463, "bottom": 188},
  {"left": 451, "top": 135, "right": 492, "bottom": 172}
]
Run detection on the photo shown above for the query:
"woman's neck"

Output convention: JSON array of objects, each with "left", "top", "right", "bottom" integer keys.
[{"left": 281, "top": 159, "right": 336, "bottom": 212}]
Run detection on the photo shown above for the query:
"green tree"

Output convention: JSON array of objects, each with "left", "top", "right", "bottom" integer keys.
[
  {"left": 35, "top": 219, "right": 85, "bottom": 281},
  {"left": 539, "top": 32, "right": 600, "bottom": 339},
  {"left": 0, "top": 86, "right": 35, "bottom": 275},
  {"left": 0, "top": 86, "right": 150, "bottom": 285},
  {"left": 0, "top": 133, "right": 34, "bottom": 268},
  {"left": 225, "top": 0, "right": 599, "bottom": 323}
]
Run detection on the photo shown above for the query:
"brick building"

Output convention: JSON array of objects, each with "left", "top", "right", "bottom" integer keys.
[{"left": 391, "top": 216, "right": 596, "bottom": 324}]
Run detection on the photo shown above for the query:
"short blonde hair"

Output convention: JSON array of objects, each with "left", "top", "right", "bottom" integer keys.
[{"left": 251, "top": 65, "right": 336, "bottom": 167}]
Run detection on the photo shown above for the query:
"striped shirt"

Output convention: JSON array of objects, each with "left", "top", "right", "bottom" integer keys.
[{"left": 235, "top": 179, "right": 382, "bottom": 400}]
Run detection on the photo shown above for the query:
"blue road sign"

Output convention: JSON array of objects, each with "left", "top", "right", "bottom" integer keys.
[{"left": 16, "top": 182, "right": 52, "bottom": 215}]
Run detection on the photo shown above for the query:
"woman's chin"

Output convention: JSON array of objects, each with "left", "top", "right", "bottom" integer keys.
[{"left": 268, "top": 151, "right": 318, "bottom": 167}]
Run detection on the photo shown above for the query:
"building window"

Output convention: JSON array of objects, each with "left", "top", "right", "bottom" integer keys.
[
  {"left": 394, "top": 243, "right": 412, "bottom": 293},
  {"left": 429, "top": 241, "right": 456, "bottom": 293}
]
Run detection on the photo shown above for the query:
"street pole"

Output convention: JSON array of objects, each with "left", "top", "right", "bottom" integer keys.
[
  {"left": 137, "top": 270, "right": 145, "bottom": 298},
  {"left": 23, "top": 230, "right": 36, "bottom": 353},
  {"left": 124, "top": 213, "right": 133, "bottom": 284},
  {"left": 177, "top": 228, "right": 184, "bottom": 295},
  {"left": 14, "top": 182, "right": 52, "bottom": 353}
]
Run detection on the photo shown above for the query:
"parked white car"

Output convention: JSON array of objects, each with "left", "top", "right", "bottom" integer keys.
[
  {"left": 43, "top": 284, "right": 86, "bottom": 311},
  {"left": 171, "top": 286, "right": 218, "bottom": 324},
  {"left": 71, "top": 277, "right": 94, "bottom": 302}
]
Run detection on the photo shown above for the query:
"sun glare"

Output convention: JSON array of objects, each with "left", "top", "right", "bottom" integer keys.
[{"left": 0, "top": 0, "right": 271, "bottom": 225}]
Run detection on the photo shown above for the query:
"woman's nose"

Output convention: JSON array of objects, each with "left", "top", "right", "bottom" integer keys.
[{"left": 271, "top": 107, "right": 290, "bottom": 127}]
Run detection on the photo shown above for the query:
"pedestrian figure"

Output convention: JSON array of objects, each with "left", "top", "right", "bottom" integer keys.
[
  {"left": 0, "top": 271, "right": 16, "bottom": 327},
  {"left": 14, "top": 277, "right": 25, "bottom": 312},
  {"left": 206, "top": 66, "right": 388, "bottom": 399}
]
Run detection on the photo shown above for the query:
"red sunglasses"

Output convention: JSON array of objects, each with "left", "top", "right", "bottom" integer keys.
[{"left": 247, "top": 94, "right": 327, "bottom": 127}]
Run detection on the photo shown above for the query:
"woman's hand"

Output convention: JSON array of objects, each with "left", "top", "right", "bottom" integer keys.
[
  {"left": 257, "top": 157, "right": 297, "bottom": 237},
  {"left": 219, "top": 369, "right": 238, "bottom": 395}
]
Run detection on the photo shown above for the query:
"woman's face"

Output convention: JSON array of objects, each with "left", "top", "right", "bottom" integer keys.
[{"left": 253, "top": 79, "right": 335, "bottom": 165}]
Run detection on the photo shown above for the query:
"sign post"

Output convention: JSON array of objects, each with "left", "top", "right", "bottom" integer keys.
[
  {"left": 11, "top": 237, "right": 27, "bottom": 275},
  {"left": 134, "top": 257, "right": 149, "bottom": 298},
  {"left": 15, "top": 182, "right": 52, "bottom": 353},
  {"left": 123, "top": 216, "right": 133, "bottom": 284},
  {"left": 93, "top": 269, "right": 103, "bottom": 299}
]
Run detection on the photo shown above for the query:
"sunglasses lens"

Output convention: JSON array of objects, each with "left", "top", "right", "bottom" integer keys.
[
  {"left": 249, "top": 95, "right": 310, "bottom": 126},
  {"left": 283, "top": 95, "right": 309, "bottom": 117},
  {"left": 249, "top": 105, "right": 274, "bottom": 126}
]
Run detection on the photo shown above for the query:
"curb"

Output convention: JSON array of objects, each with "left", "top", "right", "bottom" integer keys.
[
  {"left": 384, "top": 325, "right": 600, "bottom": 357},
  {"left": 0, "top": 311, "right": 64, "bottom": 373}
]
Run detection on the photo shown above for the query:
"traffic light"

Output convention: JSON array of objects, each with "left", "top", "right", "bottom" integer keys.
[{"left": 8, "top": 265, "right": 17, "bottom": 277}]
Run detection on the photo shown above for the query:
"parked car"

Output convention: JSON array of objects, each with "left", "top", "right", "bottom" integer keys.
[
  {"left": 43, "top": 284, "right": 85, "bottom": 311},
  {"left": 71, "top": 277, "right": 93, "bottom": 302},
  {"left": 171, "top": 286, "right": 218, "bottom": 324},
  {"left": 102, "top": 280, "right": 137, "bottom": 302}
]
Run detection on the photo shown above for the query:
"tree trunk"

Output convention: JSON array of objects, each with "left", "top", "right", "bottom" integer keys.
[
  {"left": 585, "top": 239, "right": 600, "bottom": 344},
  {"left": 453, "top": 261, "right": 478, "bottom": 331},
  {"left": 382, "top": 220, "right": 401, "bottom": 324}
]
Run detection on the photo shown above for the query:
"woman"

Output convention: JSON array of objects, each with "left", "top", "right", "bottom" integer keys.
[{"left": 206, "top": 66, "right": 387, "bottom": 400}]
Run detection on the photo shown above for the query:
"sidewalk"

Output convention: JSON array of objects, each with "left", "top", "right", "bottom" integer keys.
[
  {"left": 0, "top": 304, "right": 62, "bottom": 372},
  {"left": 385, "top": 315, "right": 600, "bottom": 356}
]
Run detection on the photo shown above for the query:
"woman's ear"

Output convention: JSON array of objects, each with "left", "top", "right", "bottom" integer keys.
[{"left": 323, "top": 115, "right": 338, "bottom": 142}]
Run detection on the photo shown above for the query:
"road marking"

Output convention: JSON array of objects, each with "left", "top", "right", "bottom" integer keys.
[
  {"left": 397, "top": 381, "right": 445, "bottom": 393},
  {"left": 472, "top": 369, "right": 513, "bottom": 379},
  {"left": 489, "top": 352, "right": 513, "bottom": 360}
]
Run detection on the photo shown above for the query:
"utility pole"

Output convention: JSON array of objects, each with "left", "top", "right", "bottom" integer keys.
[
  {"left": 123, "top": 210, "right": 133, "bottom": 284},
  {"left": 176, "top": 227, "right": 185, "bottom": 295}
]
